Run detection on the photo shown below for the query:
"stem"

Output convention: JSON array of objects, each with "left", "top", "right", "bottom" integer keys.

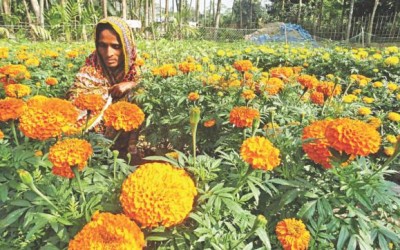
[
  {"left": 10, "top": 120, "right": 19, "bottom": 146},
  {"left": 30, "top": 185, "right": 59, "bottom": 211},
  {"left": 72, "top": 167, "right": 86, "bottom": 203},
  {"left": 192, "top": 125, "right": 197, "bottom": 167}
]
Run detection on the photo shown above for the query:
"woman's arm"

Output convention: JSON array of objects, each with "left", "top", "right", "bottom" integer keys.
[{"left": 108, "top": 81, "right": 138, "bottom": 99}]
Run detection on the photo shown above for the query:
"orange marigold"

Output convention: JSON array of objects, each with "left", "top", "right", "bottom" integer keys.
[
  {"left": 0, "top": 98, "right": 27, "bottom": 122},
  {"left": 302, "top": 120, "right": 332, "bottom": 169},
  {"left": 316, "top": 81, "right": 342, "bottom": 97},
  {"left": 233, "top": 60, "right": 253, "bottom": 72},
  {"left": 203, "top": 119, "right": 216, "bottom": 127},
  {"left": 310, "top": 91, "right": 324, "bottom": 105},
  {"left": 264, "top": 77, "right": 284, "bottom": 95},
  {"left": 152, "top": 64, "right": 177, "bottom": 78},
  {"left": 297, "top": 75, "right": 319, "bottom": 89},
  {"left": 104, "top": 101, "right": 145, "bottom": 131},
  {"left": 74, "top": 94, "right": 106, "bottom": 112},
  {"left": 48, "top": 138, "right": 93, "bottom": 178},
  {"left": 0, "top": 64, "right": 31, "bottom": 80},
  {"left": 179, "top": 61, "right": 197, "bottom": 73},
  {"left": 187, "top": 92, "right": 200, "bottom": 101},
  {"left": 5, "top": 84, "right": 31, "bottom": 98},
  {"left": 0, "top": 129, "right": 4, "bottom": 140},
  {"left": 325, "top": 118, "right": 381, "bottom": 156},
  {"left": 120, "top": 162, "right": 197, "bottom": 228},
  {"left": 26, "top": 95, "right": 48, "bottom": 106},
  {"left": 19, "top": 98, "right": 78, "bottom": 140},
  {"left": 229, "top": 106, "right": 260, "bottom": 128},
  {"left": 276, "top": 218, "right": 311, "bottom": 250},
  {"left": 241, "top": 89, "right": 256, "bottom": 100},
  {"left": 69, "top": 211, "right": 145, "bottom": 250},
  {"left": 269, "top": 67, "right": 294, "bottom": 80},
  {"left": 45, "top": 77, "right": 58, "bottom": 86},
  {"left": 240, "top": 136, "right": 281, "bottom": 171},
  {"left": 135, "top": 57, "right": 145, "bottom": 67}
]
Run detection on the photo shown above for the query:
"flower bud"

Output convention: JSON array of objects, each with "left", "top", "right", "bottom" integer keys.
[
  {"left": 190, "top": 107, "right": 201, "bottom": 126},
  {"left": 18, "top": 169, "right": 34, "bottom": 186}
]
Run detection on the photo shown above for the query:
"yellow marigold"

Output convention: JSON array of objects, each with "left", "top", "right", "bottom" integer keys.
[
  {"left": 367, "top": 117, "right": 381, "bottom": 129},
  {"left": 74, "top": 94, "right": 106, "bottom": 112},
  {"left": 229, "top": 106, "right": 260, "bottom": 128},
  {"left": 104, "top": 101, "right": 145, "bottom": 131},
  {"left": 352, "top": 89, "right": 362, "bottom": 95},
  {"left": 34, "top": 150, "right": 43, "bottom": 157},
  {"left": 19, "top": 98, "right": 78, "bottom": 140},
  {"left": 384, "top": 147, "right": 395, "bottom": 156},
  {"left": 385, "top": 46, "right": 399, "bottom": 54},
  {"left": 325, "top": 118, "right": 381, "bottom": 156},
  {"left": 0, "top": 129, "right": 4, "bottom": 140},
  {"left": 0, "top": 47, "right": 9, "bottom": 59},
  {"left": 358, "top": 107, "right": 372, "bottom": 116},
  {"left": 264, "top": 77, "right": 284, "bottom": 95},
  {"left": 316, "top": 81, "right": 341, "bottom": 97},
  {"left": 386, "top": 135, "right": 397, "bottom": 144},
  {"left": 26, "top": 95, "right": 48, "bottom": 106},
  {"left": 240, "top": 136, "right": 281, "bottom": 171},
  {"left": 270, "top": 67, "right": 294, "bottom": 80},
  {"left": 302, "top": 120, "right": 333, "bottom": 169},
  {"left": 45, "top": 77, "right": 58, "bottom": 86},
  {"left": 4, "top": 84, "right": 31, "bottom": 98},
  {"left": 152, "top": 64, "right": 177, "bottom": 78},
  {"left": 233, "top": 60, "right": 253, "bottom": 72},
  {"left": 187, "top": 92, "right": 200, "bottom": 101},
  {"left": 387, "top": 82, "right": 397, "bottom": 91},
  {"left": 135, "top": 57, "right": 145, "bottom": 67},
  {"left": 165, "top": 151, "right": 179, "bottom": 159},
  {"left": 66, "top": 50, "right": 79, "bottom": 59},
  {"left": 179, "top": 61, "right": 197, "bottom": 74},
  {"left": 397, "top": 94, "right": 400, "bottom": 100},
  {"left": 384, "top": 56, "right": 399, "bottom": 66},
  {"left": 120, "top": 163, "right": 197, "bottom": 228},
  {"left": 362, "top": 97, "right": 374, "bottom": 104},
  {"left": 241, "top": 89, "right": 256, "bottom": 100},
  {"left": 24, "top": 58, "right": 40, "bottom": 67},
  {"left": 297, "top": 75, "right": 318, "bottom": 89},
  {"left": 373, "top": 81, "right": 383, "bottom": 88},
  {"left": 48, "top": 138, "right": 93, "bottom": 178},
  {"left": 310, "top": 91, "right": 324, "bottom": 105},
  {"left": 69, "top": 211, "right": 145, "bottom": 250},
  {"left": 203, "top": 119, "right": 216, "bottom": 127},
  {"left": 276, "top": 218, "right": 311, "bottom": 250},
  {"left": 0, "top": 98, "right": 27, "bottom": 122},
  {"left": 217, "top": 50, "right": 225, "bottom": 57},
  {"left": 342, "top": 94, "right": 358, "bottom": 103},
  {"left": 142, "top": 52, "right": 150, "bottom": 59},
  {"left": 388, "top": 112, "right": 400, "bottom": 122}
]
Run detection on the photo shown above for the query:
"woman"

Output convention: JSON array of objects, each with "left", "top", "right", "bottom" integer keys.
[{"left": 67, "top": 16, "right": 142, "bottom": 164}]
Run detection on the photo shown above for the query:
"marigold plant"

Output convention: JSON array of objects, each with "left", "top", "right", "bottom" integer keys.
[
  {"left": 240, "top": 136, "right": 281, "bottom": 171},
  {"left": 297, "top": 75, "right": 319, "bottom": 89},
  {"left": 229, "top": 106, "right": 260, "bottom": 128},
  {"left": 69, "top": 211, "right": 145, "bottom": 250},
  {"left": 120, "top": 162, "right": 197, "bottom": 228},
  {"left": 179, "top": 61, "right": 197, "bottom": 73},
  {"left": 325, "top": 118, "right": 381, "bottom": 156},
  {"left": 0, "top": 129, "right": 4, "bottom": 140},
  {"left": 4, "top": 84, "right": 31, "bottom": 98},
  {"left": 74, "top": 93, "right": 106, "bottom": 112},
  {"left": 276, "top": 218, "right": 311, "bottom": 250},
  {"left": 187, "top": 92, "right": 200, "bottom": 101},
  {"left": 0, "top": 64, "right": 31, "bottom": 80},
  {"left": 269, "top": 67, "right": 294, "bottom": 80},
  {"left": 104, "top": 101, "right": 145, "bottom": 131},
  {"left": 264, "top": 77, "right": 284, "bottom": 95},
  {"left": 152, "top": 64, "right": 177, "bottom": 78},
  {"left": 310, "top": 91, "right": 324, "bottom": 105},
  {"left": 0, "top": 98, "right": 27, "bottom": 122},
  {"left": 302, "top": 120, "right": 332, "bottom": 169},
  {"left": 48, "top": 138, "right": 93, "bottom": 178},
  {"left": 316, "top": 81, "right": 341, "bottom": 97},
  {"left": 45, "top": 77, "right": 58, "bottom": 86},
  {"left": 241, "top": 89, "right": 256, "bottom": 100},
  {"left": 233, "top": 60, "right": 253, "bottom": 72}
]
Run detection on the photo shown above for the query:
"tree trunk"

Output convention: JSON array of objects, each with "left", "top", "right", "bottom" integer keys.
[
  {"left": 23, "top": 0, "right": 32, "bottom": 25},
  {"left": 39, "top": 0, "right": 44, "bottom": 27},
  {"left": 103, "top": 0, "right": 108, "bottom": 18},
  {"left": 367, "top": 0, "right": 379, "bottom": 45},
  {"left": 195, "top": 0, "right": 199, "bottom": 23},
  {"left": 345, "top": 0, "right": 355, "bottom": 41},
  {"left": 239, "top": 0, "right": 242, "bottom": 28},
  {"left": 151, "top": 0, "right": 155, "bottom": 23},
  {"left": 2, "top": 0, "right": 11, "bottom": 15},
  {"left": 122, "top": 0, "right": 127, "bottom": 19},
  {"left": 214, "top": 0, "right": 221, "bottom": 28},
  {"left": 297, "top": 0, "right": 302, "bottom": 23},
  {"left": 29, "top": 0, "right": 40, "bottom": 24},
  {"left": 145, "top": 0, "right": 149, "bottom": 38}
]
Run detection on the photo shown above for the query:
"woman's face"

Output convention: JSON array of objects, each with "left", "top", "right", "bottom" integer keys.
[{"left": 97, "top": 28, "right": 123, "bottom": 69}]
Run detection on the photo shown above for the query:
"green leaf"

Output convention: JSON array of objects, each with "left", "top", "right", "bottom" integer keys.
[
  {"left": 146, "top": 232, "right": 171, "bottom": 241},
  {"left": 279, "top": 189, "right": 300, "bottom": 207},
  {"left": 26, "top": 220, "right": 48, "bottom": 240},
  {"left": 222, "top": 198, "right": 244, "bottom": 214},
  {"left": 378, "top": 234, "right": 389, "bottom": 250},
  {"left": 10, "top": 200, "right": 31, "bottom": 207},
  {"left": 0, "top": 207, "right": 29, "bottom": 228},
  {"left": 297, "top": 200, "right": 317, "bottom": 219},
  {"left": 347, "top": 235, "right": 357, "bottom": 250},
  {"left": 0, "top": 184, "right": 8, "bottom": 202},
  {"left": 337, "top": 227, "right": 349, "bottom": 250},
  {"left": 255, "top": 227, "right": 271, "bottom": 250}
]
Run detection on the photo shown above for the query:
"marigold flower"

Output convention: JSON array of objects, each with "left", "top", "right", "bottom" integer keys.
[
  {"left": 48, "top": 138, "right": 93, "bottom": 178},
  {"left": 179, "top": 61, "right": 197, "bottom": 73},
  {"left": 387, "top": 82, "right": 397, "bottom": 91},
  {"left": 384, "top": 56, "right": 399, "bottom": 66},
  {"left": 24, "top": 58, "right": 40, "bottom": 67},
  {"left": 342, "top": 94, "right": 358, "bottom": 103},
  {"left": 152, "top": 64, "right": 177, "bottom": 78},
  {"left": 0, "top": 47, "right": 9, "bottom": 59},
  {"left": 358, "top": 107, "right": 372, "bottom": 116},
  {"left": 45, "top": 77, "right": 58, "bottom": 86},
  {"left": 316, "top": 81, "right": 341, "bottom": 97},
  {"left": 373, "top": 81, "right": 383, "bottom": 88},
  {"left": 384, "top": 147, "right": 395, "bottom": 156},
  {"left": 264, "top": 77, "right": 284, "bottom": 95},
  {"left": 69, "top": 211, "right": 145, "bottom": 250},
  {"left": 362, "top": 97, "right": 374, "bottom": 104},
  {"left": 34, "top": 150, "right": 43, "bottom": 157},
  {"left": 142, "top": 52, "right": 150, "bottom": 59},
  {"left": 0, "top": 64, "right": 30, "bottom": 80},
  {"left": 297, "top": 75, "right": 318, "bottom": 89},
  {"left": 135, "top": 57, "right": 145, "bottom": 67},
  {"left": 233, "top": 60, "right": 253, "bottom": 72},
  {"left": 0, "top": 130, "right": 4, "bottom": 140},
  {"left": 74, "top": 94, "right": 106, "bottom": 112},
  {"left": 26, "top": 95, "right": 48, "bottom": 106},
  {"left": 165, "top": 151, "right": 179, "bottom": 159},
  {"left": 104, "top": 101, "right": 145, "bottom": 132},
  {"left": 386, "top": 134, "right": 397, "bottom": 144},
  {"left": 367, "top": 117, "right": 381, "bottom": 129},
  {"left": 325, "top": 118, "right": 381, "bottom": 156},
  {"left": 187, "top": 92, "right": 200, "bottom": 101},
  {"left": 240, "top": 136, "right": 281, "bottom": 170},
  {"left": 229, "top": 106, "right": 260, "bottom": 128},
  {"left": 310, "top": 91, "right": 324, "bottom": 105},
  {"left": 269, "top": 67, "right": 294, "bottom": 80},
  {"left": 0, "top": 98, "right": 27, "bottom": 122},
  {"left": 19, "top": 98, "right": 78, "bottom": 140},
  {"left": 5, "top": 84, "right": 31, "bottom": 98},
  {"left": 302, "top": 120, "right": 332, "bottom": 169},
  {"left": 203, "top": 119, "right": 216, "bottom": 127},
  {"left": 66, "top": 50, "right": 79, "bottom": 58},
  {"left": 120, "top": 162, "right": 197, "bottom": 228},
  {"left": 276, "top": 218, "right": 311, "bottom": 250},
  {"left": 388, "top": 112, "right": 400, "bottom": 122},
  {"left": 241, "top": 89, "right": 256, "bottom": 100}
]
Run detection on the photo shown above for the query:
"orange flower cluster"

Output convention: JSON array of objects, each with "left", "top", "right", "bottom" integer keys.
[
  {"left": 302, "top": 120, "right": 332, "bottom": 169},
  {"left": 5, "top": 84, "right": 31, "bottom": 98},
  {"left": 316, "top": 81, "right": 342, "bottom": 97},
  {"left": 203, "top": 119, "right": 216, "bottom": 127},
  {"left": 0, "top": 98, "right": 27, "bottom": 122},
  {"left": 367, "top": 117, "right": 382, "bottom": 129},
  {"left": 66, "top": 50, "right": 79, "bottom": 59},
  {"left": 240, "top": 136, "right": 281, "bottom": 171},
  {"left": 48, "top": 138, "right": 93, "bottom": 178},
  {"left": 297, "top": 75, "right": 319, "bottom": 89},
  {"left": 269, "top": 67, "right": 295, "bottom": 80},
  {"left": 0, "top": 64, "right": 31, "bottom": 81},
  {"left": 325, "top": 118, "right": 381, "bottom": 156},
  {"left": 187, "top": 92, "right": 200, "bottom": 101},
  {"left": 45, "top": 77, "right": 58, "bottom": 86},
  {"left": 350, "top": 74, "right": 371, "bottom": 87},
  {"left": 233, "top": 60, "right": 253, "bottom": 72},
  {"left": 179, "top": 61, "right": 197, "bottom": 74},
  {"left": 310, "top": 91, "right": 324, "bottom": 105},
  {"left": 152, "top": 64, "right": 177, "bottom": 78},
  {"left": 229, "top": 106, "right": 260, "bottom": 128},
  {"left": 104, "top": 101, "right": 145, "bottom": 131},
  {"left": 276, "top": 218, "right": 311, "bottom": 250},
  {"left": 69, "top": 211, "right": 145, "bottom": 250},
  {"left": 264, "top": 77, "right": 284, "bottom": 95},
  {"left": 19, "top": 98, "right": 78, "bottom": 140},
  {"left": 241, "top": 89, "right": 256, "bottom": 100},
  {"left": 120, "top": 163, "right": 197, "bottom": 228},
  {"left": 74, "top": 94, "right": 106, "bottom": 112}
]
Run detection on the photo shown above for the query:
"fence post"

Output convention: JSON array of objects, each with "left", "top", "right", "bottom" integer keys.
[{"left": 361, "top": 26, "right": 364, "bottom": 47}]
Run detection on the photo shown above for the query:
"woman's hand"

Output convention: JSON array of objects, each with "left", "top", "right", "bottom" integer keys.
[{"left": 108, "top": 81, "right": 137, "bottom": 99}]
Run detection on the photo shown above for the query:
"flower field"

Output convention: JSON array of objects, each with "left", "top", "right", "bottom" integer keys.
[{"left": 0, "top": 39, "right": 399, "bottom": 249}]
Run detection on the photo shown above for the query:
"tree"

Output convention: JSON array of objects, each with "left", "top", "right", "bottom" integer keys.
[
  {"left": 367, "top": 0, "right": 379, "bottom": 45},
  {"left": 122, "top": 0, "right": 127, "bottom": 19},
  {"left": 345, "top": 0, "right": 355, "bottom": 41}
]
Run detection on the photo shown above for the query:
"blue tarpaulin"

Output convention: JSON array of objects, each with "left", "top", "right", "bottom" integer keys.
[{"left": 249, "top": 23, "right": 315, "bottom": 44}]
